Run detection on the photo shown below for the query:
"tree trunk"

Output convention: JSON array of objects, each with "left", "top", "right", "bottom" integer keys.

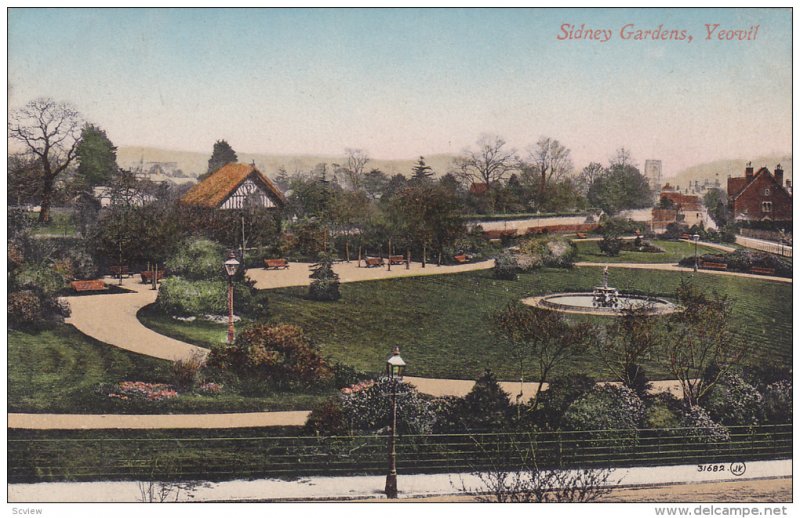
[
  {"left": 38, "top": 175, "right": 54, "bottom": 224},
  {"left": 406, "top": 249, "right": 410, "bottom": 270},
  {"left": 422, "top": 244, "right": 426, "bottom": 268}
]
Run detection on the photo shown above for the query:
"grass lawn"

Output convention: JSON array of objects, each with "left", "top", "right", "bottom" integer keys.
[
  {"left": 8, "top": 324, "right": 335, "bottom": 414},
  {"left": 140, "top": 268, "right": 792, "bottom": 382},
  {"left": 574, "top": 239, "right": 724, "bottom": 264}
]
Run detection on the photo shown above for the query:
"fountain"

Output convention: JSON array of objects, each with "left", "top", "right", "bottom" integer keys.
[{"left": 522, "top": 266, "right": 677, "bottom": 316}]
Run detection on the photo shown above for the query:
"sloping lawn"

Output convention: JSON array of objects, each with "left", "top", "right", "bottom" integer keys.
[
  {"left": 8, "top": 324, "right": 334, "bottom": 414},
  {"left": 574, "top": 239, "right": 724, "bottom": 264},
  {"left": 140, "top": 268, "right": 792, "bottom": 382}
]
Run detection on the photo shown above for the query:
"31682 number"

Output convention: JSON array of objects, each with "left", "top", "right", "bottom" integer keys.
[{"left": 697, "top": 464, "right": 725, "bottom": 472}]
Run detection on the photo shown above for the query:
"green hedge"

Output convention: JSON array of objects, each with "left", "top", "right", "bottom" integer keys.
[{"left": 156, "top": 277, "right": 268, "bottom": 319}]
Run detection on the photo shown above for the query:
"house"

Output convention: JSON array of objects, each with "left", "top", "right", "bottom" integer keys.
[
  {"left": 651, "top": 184, "right": 705, "bottom": 231},
  {"left": 180, "top": 163, "right": 286, "bottom": 210},
  {"left": 727, "top": 163, "right": 792, "bottom": 224}
]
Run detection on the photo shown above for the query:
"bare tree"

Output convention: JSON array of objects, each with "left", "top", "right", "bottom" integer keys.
[
  {"left": 456, "top": 437, "right": 615, "bottom": 502},
  {"left": 494, "top": 303, "right": 596, "bottom": 413},
  {"left": 342, "top": 148, "right": 370, "bottom": 191},
  {"left": 523, "top": 137, "right": 573, "bottom": 198},
  {"left": 609, "top": 147, "right": 636, "bottom": 169},
  {"left": 666, "top": 280, "right": 746, "bottom": 406},
  {"left": 8, "top": 98, "right": 84, "bottom": 223},
  {"left": 452, "top": 135, "right": 518, "bottom": 189}
]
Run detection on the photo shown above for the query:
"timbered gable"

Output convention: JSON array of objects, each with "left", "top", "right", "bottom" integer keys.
[{"left": 181, "top": 163, "right": 286, "bottom": 210}]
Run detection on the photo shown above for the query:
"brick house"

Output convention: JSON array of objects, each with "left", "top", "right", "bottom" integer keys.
[
  {"left": 727, "top": 163, "right": 792, "bottom": 224},
  {"left": 651, "top": 184, "right": 705, "bottom": 232}
]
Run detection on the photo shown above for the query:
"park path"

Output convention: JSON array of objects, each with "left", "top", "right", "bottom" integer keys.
[
  {"left": 574, "top": 261, "right": 791, "bottom": 283},
  {"left": 38, "top": 255, "right": 786, "bottom": 430}
]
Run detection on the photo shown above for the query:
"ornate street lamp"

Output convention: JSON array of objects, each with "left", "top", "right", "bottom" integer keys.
[
  {"left": 385, "top": 346, "right": 406, "bottom": 499},
  {"left": 224, "top": 251, "right": 240, "bottom": 345},
  {"left": 692, "top": 233, "right": 700, "bottom": 272}
]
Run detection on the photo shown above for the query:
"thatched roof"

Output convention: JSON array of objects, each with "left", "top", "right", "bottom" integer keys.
[{"left": 180, "top": 163, "right": 286, "bottom": 209}]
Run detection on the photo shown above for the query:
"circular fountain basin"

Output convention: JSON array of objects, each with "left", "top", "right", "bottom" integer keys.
[{"left": 522, "top": 292, "right": 677, "bottom": 316}]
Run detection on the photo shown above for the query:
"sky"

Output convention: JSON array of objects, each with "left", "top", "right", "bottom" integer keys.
[{"left": 7, "top": 7, "right": 792, "bottom": 176}]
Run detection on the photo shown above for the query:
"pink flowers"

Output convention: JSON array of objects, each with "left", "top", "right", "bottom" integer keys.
[
  {"left": 108, "top": 381, "right": 179, "bottom": 401},
  {"left": 340, "top": 380, "right": 376, "bottom": 395},
  {"left": 198, "top": 382, "right": 223, "bottom": 394}
]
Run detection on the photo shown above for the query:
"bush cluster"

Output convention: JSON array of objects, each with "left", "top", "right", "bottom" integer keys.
[
  {"left": 493, "top": 251, "right": 519, "bottom": 280},
  {"left": 308, "top": 253, "right": 341, "bottom": 301},
  {"left": 512, "top": 235, "right": 576, "bottom": 271},
  {"left": 165, "top": 238, "right": 226, "bottom": 281},
  {"left": 156, "top": 277, "right": 267, "bottom": 318},
  {"left": 206, "top": 323, "right": 332, "bottom": 391},
  {"left": 678, "top": 249, "right": 792, "bottom": 277}
]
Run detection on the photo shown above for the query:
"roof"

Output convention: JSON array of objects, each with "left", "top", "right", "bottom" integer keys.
[
  {"left": 469, "top": 183, "right": 489, "bottom": 195},
  {"left": 180, "top": 163, "right": 286, "bottom": 209},
  {"left": 728, "top": 167, "right": 790, "bottom": 201}
]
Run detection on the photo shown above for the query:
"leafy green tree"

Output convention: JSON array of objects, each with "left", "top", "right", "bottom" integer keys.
[
  {"left": 75, "top": 124, "right": 119, "bottom": 189},
  {"left": 309, "top": 252, "right": 341, "bottom": 301},
  {"left": 363, "top": 168, "right": 390, "bottom": 200},
  {"left": 8, "top": 98, "right": 84, "bottom": 223},
  {"left": 8, "top": 153, "right": 43, "bottom": 206},
  {"left": 703, "top": 188, "right": 730, "bottom": 227},
  {"left": 203, "top": 139, "right": 238, "bottom": 178},
  {"left": 456, "top": 370, "right": 513, "bottom": 431},
  {"left": 588, "top": 163, "right": 652, "bottom": 215}
]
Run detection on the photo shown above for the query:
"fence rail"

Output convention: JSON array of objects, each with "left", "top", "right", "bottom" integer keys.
[{"left": 8, "top": 424, "right": 791, "bottom": 483}]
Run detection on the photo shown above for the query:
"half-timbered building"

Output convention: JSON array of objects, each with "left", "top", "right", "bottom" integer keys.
[{"left": 180, "top": 163, "right": 286, "bottom": 210}]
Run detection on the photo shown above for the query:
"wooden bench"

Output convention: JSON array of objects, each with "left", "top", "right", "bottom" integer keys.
[
  {"left": 700, "top": 261, "right": 727, "bottom": 271},
  {"left": 388, "top": 255, "right": 405, "bottom": 266},
  {"left": 264, "top": 259, "right": 289, "bottom": 270},
  {"left": 109, "top": 265, "right": 130, "bottom": 277},
  {"left": 680, "top": 233, "right": 691, "bottom": 240},
  {"left": 70, "top": 280, "right": 107, "bottom": 293},
  {"left": 140, "top": 270, "right": 165, "bottom": 283},
  {"left": 750, "top": 266, "right": 776, "bottom": 276},
  {"left": 575, "top": 233, "right": 587, "bottom": 239},
  {"left": 364, "top": 257, "right": 384, "bottom": 268},
  {"left": 453, "top": 254, "right": 470, "bottom": 264}
]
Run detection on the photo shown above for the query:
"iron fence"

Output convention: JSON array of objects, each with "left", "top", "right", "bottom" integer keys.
[{"left": 8, "top": 424, "right": 791, "bottom": 483}]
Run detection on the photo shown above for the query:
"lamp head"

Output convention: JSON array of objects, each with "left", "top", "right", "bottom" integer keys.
[
  {"left": 386, "top": 346, "right": 406, "bottom": 380},
  {"left": 224, "top": 251, "right": 240, "bottom": 278}
]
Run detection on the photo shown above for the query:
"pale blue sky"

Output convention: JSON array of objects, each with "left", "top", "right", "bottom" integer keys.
[{"left": 8, "top": 8, "right": 791, "bottom": 175}]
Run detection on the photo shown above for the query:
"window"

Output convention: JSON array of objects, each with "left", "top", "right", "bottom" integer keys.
[
  {"left": 763, "top": 188, "right": 771, "bottom": 196},
  {"left": 762, "top": 201, "right": 773, "bottom": 213}
]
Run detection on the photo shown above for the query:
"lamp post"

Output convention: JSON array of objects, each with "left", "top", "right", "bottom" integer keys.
[
  {"left": 692, "top": 233, "right": 700, "bottom": 272},
  {"left": 224, "top": 252, "right": 240, "bottom": 345},
  {"left": 385, "top": 346, "right": 406, "bottom": 499}
]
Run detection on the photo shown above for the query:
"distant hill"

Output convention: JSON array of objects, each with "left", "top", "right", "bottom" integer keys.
[
  {"left": 117, "top": 146, "right": 457, "bottom": 181},
  {"left": 669, "top": 154, "right": 792, "bottom": 191}
]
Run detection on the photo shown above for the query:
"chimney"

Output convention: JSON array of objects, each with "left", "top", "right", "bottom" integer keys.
[
  {"left": 745, "top": 161, "right": 754, "bottom": 180},
  {"left": 775, "top": 164, "right": 784, "bottom": 185}
]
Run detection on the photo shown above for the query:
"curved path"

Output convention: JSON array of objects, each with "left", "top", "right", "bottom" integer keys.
[{"left": 29, "top": 256, "right": 786, "bottom": 430}]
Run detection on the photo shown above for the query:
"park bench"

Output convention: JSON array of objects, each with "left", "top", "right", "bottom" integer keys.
[
  {"left": 140, "top": 270, "right": 165, "bottom": 284},
  {"left": 575, "top": 232, "right": 587, "bottom": 239},
  {"left": 70, "top": 280, "right": 107, "bottom": 293},
  {"left": 109, "top": 265, "right": 130, "bottom": 277},
  {"left": 750, "top": 266, "right": 776, "bottom": 276},
  {"left": 453, "top": 254, "right": 471, "bottom": 264},
  {"left": 388, "top": 255, "right": 406, "bottom": 266},
  {"left": 364, "top": 257, "right": 384, "bottom": 268},
  {"left": 699, "top": 260, "right": 727, "bottom": 271},
  {"left": 264, "top": 258, "right": 290, "bottom": 270},
  {"left": 680, "top": 233, "right": 691, "bottom": 240}
]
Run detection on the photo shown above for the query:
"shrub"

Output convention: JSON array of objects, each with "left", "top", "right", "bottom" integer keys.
[
  {"left": 516, "top": 235, "right": 576, "bottom": 270},
  {"left": 337, "top": 379, "right": 437, "bottom": 435},
  {"left": 643, "top": 395, "right": 681, "bottom": 429},
  {"left": 156, "top": 277, "right": 268, "bottom": 318},
  {"left": 165, "top": 238, "right": 226, "bottom": 281},
  {"left": 454, "top": 370, "right": 513, "bottom": 432},
  {"left": 8, "top": 290, "right": 43, "bottom": 328},
  {"left": 304, "top": 397, "right": 348, "bottom": 436},
  {"left": 170, "top": 351, "right": 206, "bottom": 390},
  {"left": 206, "top": 323, "right": 332, "bottom": 390},
  {"left": 701, "top": 372, "right": 764, "bottom": 427},
  {"left": 598, "top": 235, "right": 623, "bottom": 257},
  {"left": 308, "top": 252, "right": 340, "bottom": 301},
  {"left": 679, "top": 405, "right": 730, "bottom": 443},
  {"left": 493, "top": 251, "right": 519, "bottom": 280},
  {"left": 763, "top": 379, "right": 792, "bottom": 424},
  {"left": 13, "top": 264, "right": 67, "bottom": 295},
  {"left": 531, "top": 374, "right": 596, "bottom": 431},
  {"left": 563, "top": 384, "right": 645, "bottom": 432}
]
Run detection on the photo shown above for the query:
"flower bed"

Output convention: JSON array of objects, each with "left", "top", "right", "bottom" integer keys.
[{"left": 107, "top": 381, "right": 179, "bottom": 402}]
